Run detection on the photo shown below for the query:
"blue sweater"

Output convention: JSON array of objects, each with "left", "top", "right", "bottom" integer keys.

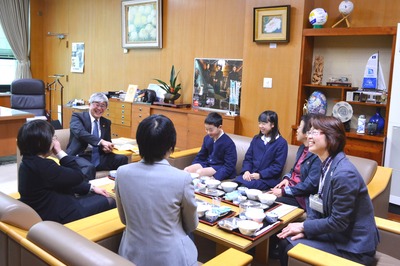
[
  {"left": 192, "top": 133, "right": 237, "bottom": 180},
  {"left": 235, "top": 134, "right": 288, "bottom": 190}
]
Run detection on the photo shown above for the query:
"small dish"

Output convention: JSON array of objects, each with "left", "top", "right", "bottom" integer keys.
[{"left": 332, "top": 101, "right": 353, "bottom": 123}]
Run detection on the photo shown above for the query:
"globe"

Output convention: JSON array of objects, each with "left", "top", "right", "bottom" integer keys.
[
  {"left": 339, "top": 0, "right": 354, "bottom": 15},
  {"left": 309, "top": 8, "right": 328, "bottom": 28}
]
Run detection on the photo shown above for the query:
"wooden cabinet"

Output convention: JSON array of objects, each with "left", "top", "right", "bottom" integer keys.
[
  {"left": 131, "top": 103, "right": 238, "bottom": 150},
  {"left": 62, "top": 106, "right": 88, "bottom": 129},
  {"left": 63, "top": 99, "right": 132, "bottom": 138},
  {"left": 106, "top": 99, "right": 132, "bottom": 138},
  {"left": 293, "top": 27, "right": 397, "bottom": 165}
]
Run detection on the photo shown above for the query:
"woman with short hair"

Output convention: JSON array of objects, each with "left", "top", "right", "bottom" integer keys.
[
  {"left": 277, "top": 116, "right": 378, "bottom": 265},
  {"left": 115, "top": 114, "right": 198, "bottom": 266}
]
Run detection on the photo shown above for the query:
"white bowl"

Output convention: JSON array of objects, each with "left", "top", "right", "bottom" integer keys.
[
  {"left": 205, "top": 210, "right": 219, "bottom": 222},
  {"left": 245, "top": 189, "right": 262, "bottom": 200},
  {"left": 245, "top": 208, "right": 265, "bottom": 223},
  {"left": 190, "top": 173, "right": 200, "bottom": 179},
  {"left": 205, "top": 179, "right": 221, "bottom": 189},
  {"left": 237, "top": 186, "right": 248, "bottom": 195},
  {"left": 197, "top": 204, "right": 211, "bottom": 217},
  {"left": 221, "top": 181, "right": 238, "bottom": 192},
  {"left": 109, "top": 170, "right": 117, "bottom": 179},
  {"left": 258, "top": 193, "right": 277, "bottom": 205},
  {"left": 266, "top": 212, "right": 279, "bottom": 223},
  {"left": 237, "top": 220, "right": 260, "bottom": 236}
]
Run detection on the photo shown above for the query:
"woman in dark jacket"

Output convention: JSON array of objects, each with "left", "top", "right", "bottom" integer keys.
[{"left": 17, "top": 120, "right": 114, "bottom": 224}]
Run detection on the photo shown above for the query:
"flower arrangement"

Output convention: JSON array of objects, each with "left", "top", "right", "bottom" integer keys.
[{"left": 154, "top": 65, "right": 182, "bottom": 95}]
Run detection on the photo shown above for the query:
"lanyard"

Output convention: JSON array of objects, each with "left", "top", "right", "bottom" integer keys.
[{"left": 318, "top": 156, "right": 333, "bottom": 196}]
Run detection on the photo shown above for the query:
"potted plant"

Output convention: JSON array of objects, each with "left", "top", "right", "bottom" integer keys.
[{"left": 154, "top": 65, "right": 182, "bottom": 103}]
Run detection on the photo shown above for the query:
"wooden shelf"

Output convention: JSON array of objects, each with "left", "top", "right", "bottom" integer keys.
[
  {"left": 303, "top": 27, "right": 397, "bottom": 37},
  {"left": 294, "top": 26, "right": 396, "bottom": 165}
]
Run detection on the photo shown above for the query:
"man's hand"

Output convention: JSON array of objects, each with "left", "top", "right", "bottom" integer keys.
[{"left": 100, "top": 140, "right": 114, "bottom": 153}]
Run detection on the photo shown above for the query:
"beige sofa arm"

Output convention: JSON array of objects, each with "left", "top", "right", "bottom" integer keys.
[
  {"left": 368, "top": 166, "right": 392, "bottom": 218},
  {"left": 287, "top": 243, "right": 362, "bottom": 266},
  {"left": 202, "top": 248, "right": 252, "bottom": 266},
  {"left": 167, "top": 147, "right": 200, "bottom": 170},
  {"left": 27, "top": 221, "right": 135, "bottom": 266},
  {"left": 375, "top": 217, "right": 400, "bottom": 259}
]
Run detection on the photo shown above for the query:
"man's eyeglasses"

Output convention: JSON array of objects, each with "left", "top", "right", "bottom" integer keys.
[
  {"left": 306, "top": 130, "right": 324, "bottom": 136},
  {"left": 91, "top": 102, "right": 107, "bottom": 109}
]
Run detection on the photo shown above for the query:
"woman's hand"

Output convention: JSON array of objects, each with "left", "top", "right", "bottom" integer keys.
[
  {"left": 51, "top": 138, "right": 62, "bottom": 155},
  {"left": 92, "top": 186, "right": 110, "bottom": 197},
  {"left": 277, "top": 222, "right": 305, "bottom": 240},
  {"left": 269, "top": 188, "right": 283, "bottom": 197},
  {"left": 275, "top": 179, "right": 289, "bottom": 188},
  {"left": 243, "top": 171, "right": 260, "bottom": 181},
  {"left": 243, "top": 171, "right": 252, "bottom": 181}
]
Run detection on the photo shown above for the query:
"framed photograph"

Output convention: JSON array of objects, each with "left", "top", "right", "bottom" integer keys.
[
  {"left": 253, "top": 5, "right": 290, "bottom": 43},
  {"left": 192, "top": 58, "right": 243, "bottom": 115},
  {"left": 121, "top": 0, "right": 162, "bottom": 49}
]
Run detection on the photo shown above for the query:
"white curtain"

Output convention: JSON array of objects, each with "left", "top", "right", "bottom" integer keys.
[{"left": 0, "top": 0, "right": 31, "bottom": 79}]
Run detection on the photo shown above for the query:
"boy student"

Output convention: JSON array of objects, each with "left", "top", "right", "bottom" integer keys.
[{"left": 184, "top": 112, "right": 237, "bottom": 180}]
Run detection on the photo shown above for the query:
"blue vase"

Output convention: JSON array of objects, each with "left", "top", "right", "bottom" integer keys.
[{"left": 369, "top": 108, "right": 385, "bottom": 134}]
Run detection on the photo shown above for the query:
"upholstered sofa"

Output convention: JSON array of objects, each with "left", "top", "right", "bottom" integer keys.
[
  {"left": 0, "top": 191, "right": 253, "bottom": 266},
  {"left": 287, "top": 216, "right": 400, "bottom": 265},
  {"left": 16, "top": 128, "right": 110, "bottom": 179},
  {"left": 168, "top": 133, "right": 392, "bottom": 218}
]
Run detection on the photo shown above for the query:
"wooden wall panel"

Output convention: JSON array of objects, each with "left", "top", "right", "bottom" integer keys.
[
  {"left": 239, "top": 0, "right": 305, "bottom": 140},
  {"left": 29, "top": 0, "right": 400, "bottom": 136}
]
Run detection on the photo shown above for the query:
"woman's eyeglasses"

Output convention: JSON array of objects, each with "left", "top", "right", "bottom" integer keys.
[{"left": 306, "top": 130, "right": 324, "bottom": 136}]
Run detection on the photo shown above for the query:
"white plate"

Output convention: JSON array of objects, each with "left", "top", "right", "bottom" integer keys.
[{"left": 332, "top": 101, "right": 353, "bottom": 123}]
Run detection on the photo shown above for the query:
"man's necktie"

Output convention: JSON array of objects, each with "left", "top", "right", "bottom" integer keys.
[{"left": 91, "top": 119, "right": 100, "bottom": 167}]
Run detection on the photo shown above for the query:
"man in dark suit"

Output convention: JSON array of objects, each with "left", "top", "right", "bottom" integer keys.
[{"left": 66, "top": 93, "right": 128, "bottom": 180}]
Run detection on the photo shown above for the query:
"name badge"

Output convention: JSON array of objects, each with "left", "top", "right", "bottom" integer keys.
[{"left": 309, "top": 194, "right": 324, "bottom": 214}]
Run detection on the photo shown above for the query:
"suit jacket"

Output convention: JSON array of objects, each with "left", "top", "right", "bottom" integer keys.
[
  {"left": 284, "top": 144, "right": 321, "bottom": 196},
  {"left": 302, "top": 152, "right": 379, "bottom": 254},
  {"left": 66, "top": 112, "right": 111, "bottom": 156},
  {"left": 18, "top": 155, "right": 90, "bottom": 223},
  {"left": 192, "top": 133, "right": 237, "bottom": 180},
  {"left": 115, "top": 159, "right": 198, "bottom": 266}
]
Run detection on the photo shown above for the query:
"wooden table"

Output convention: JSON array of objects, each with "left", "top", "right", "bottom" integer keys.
[
  {"left": 195, "top": 194, "right": 304, "bottom": 264},
  {"left": 99, "top": 179, "right": 304, "bottom": 265},
  {"left": 0, "top": 106, "right": 34, "bottom": 157}
]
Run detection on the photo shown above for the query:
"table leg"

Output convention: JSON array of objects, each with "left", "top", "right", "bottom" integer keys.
[
  {"left": 215, "top": 243, "right": 229, "bottom": 255},
  {"left": 255, "top": 239, "right": 269, "bottom": 264}
]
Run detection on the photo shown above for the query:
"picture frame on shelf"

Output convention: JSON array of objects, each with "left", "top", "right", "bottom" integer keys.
[
  {"left": 121, "top": 0, "right": 162, "bottom": 49},
  {"left": 253, "top": 5, "right": 290, "bottom": 43}
]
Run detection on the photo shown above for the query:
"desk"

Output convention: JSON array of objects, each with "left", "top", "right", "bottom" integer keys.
[
  {"left": 0, "top": 106, "right": 34, "bottom": 156},
  {"left": 99, "top": 179, "right": 303, "bottom": 264}
]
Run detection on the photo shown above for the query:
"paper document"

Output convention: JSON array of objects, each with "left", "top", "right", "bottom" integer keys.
[{"left": 272, "top": 204, "right": 297, "bottom": 218}]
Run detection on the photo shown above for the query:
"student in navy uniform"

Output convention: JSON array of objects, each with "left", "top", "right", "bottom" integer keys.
[
  {"left": 234, "top": 110, "right": 288, "bottom": 190},
  {"left": 184, "top": 112, "right": 237, "bottom": 181}
]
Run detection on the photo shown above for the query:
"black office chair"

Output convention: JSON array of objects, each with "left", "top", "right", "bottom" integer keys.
[{"left": 10, "top": 78, "right": 48, "bottom": 118}]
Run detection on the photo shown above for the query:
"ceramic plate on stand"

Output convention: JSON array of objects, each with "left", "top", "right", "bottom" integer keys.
[{"left": 332, "top": 101, "right": 353, "bottom": 123}]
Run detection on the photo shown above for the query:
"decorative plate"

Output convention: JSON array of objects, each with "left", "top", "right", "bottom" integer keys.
[
  {"left": 307, "top": 91, "right": 327, "bottom": 115},
  {"left": 332, "top": 101, "right": 353, "bottom": 123}
]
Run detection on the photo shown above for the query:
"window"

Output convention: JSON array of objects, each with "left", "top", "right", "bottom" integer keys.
[{"left": 0, "top": 23, "right": 17, "bottom": 89}]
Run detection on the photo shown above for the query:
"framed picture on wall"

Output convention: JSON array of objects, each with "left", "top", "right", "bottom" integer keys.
[
  {"left": 253, "top": 5, "right": 290, "bottom": 43},
  {"left": 121, "top": 0, "right": 162, "bottom": 49},
  {"left": 192, "top": 58, "right": 243, "bottom": 115}
]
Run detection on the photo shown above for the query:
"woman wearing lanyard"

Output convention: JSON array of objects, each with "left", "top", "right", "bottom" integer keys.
[{"left": 277, "top": 116, "right": 379, "bottom": 266}]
